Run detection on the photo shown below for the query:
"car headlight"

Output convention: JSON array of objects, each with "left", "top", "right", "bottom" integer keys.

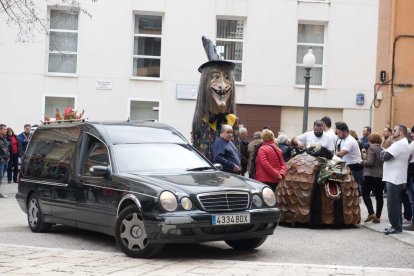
[
  {"left": 160, "top": 191, "right": 178, "bottom": 212},
  {"left": 180, "top": 197, "right": 193, "bottom": 210},
  {"left": 262, "top": 187, "right": 276, "bottom": 206},
  {"left": 252, "top": 194, "right": 263, "bottom": 207}
]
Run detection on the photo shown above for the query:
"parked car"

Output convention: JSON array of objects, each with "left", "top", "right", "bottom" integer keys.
[{"left": 16, "top": 121, "right": 280, "bottom": 258}]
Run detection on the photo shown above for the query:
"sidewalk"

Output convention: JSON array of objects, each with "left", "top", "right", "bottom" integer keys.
[{"left": 359, "top": 195, "right": 414, "bottom": 246}]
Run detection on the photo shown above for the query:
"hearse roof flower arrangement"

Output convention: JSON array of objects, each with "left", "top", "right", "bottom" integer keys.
[
  {"left": 44, "top": 107, "right": 85, "bottom": 124},
  {"left": 58, "top": 107, "right": 85, "bottom": 121}
]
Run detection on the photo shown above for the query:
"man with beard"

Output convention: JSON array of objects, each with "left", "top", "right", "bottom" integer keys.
[
  {"left": 360, "top": 126, "right": 372, "bottom": 150},
  {"left": 381, "top": 124, "right": 410, "bottom": 235},
  {"left": 192, "top": 36, "right": 240, "bottom": 162},
  {"left": 292, "top": 120, "right": 335, "bottom": 154},
  {"left": 382, "top": 127, "right": 393, "bottom": 149},
  {"left": 335, "top": 121, "right": 363, "bottom": 194}
]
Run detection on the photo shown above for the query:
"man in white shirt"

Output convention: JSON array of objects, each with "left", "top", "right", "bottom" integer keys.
[
  {"left": 321, "top": 116, "right": 337, "bottom": 142},
  {"left": 335, "top": 122, "right": 363, "bottom": 194},
  {"left": 292, "top": 120, "right": 335, "bottom": 153},
  {"left": 381, "top": 124, "right": 410, "bottom": 235}
]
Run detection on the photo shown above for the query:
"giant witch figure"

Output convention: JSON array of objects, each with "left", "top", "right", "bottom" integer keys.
[{"left": 192, "top": 36, "right": 240, "bottom": 161}]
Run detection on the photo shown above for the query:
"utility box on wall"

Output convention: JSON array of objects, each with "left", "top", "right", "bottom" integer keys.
[
  {"left": 356, "top": 93, "right": 365, "bottom": 105},
  {"left": 176, "top": 84, "right": 198, "bottom": 100}
]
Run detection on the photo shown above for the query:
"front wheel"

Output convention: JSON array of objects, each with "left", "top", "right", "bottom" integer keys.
[
  {"left": 27, "top": 194, "right": 52, "bottom": 233},
  {"left": 225, "top": 236, "right": 268, "bottom": 250},
  {"left": 115, "top": 205, "right": 163, "bottom": 258}
]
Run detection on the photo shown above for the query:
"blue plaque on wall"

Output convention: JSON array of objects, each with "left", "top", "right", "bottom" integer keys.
[{"left": 356, "top": 93, "right": 365, "bottom": 105}]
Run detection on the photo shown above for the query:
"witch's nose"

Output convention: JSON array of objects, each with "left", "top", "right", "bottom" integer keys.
[{"left": 218, "top": 78, "right": 227, "bottom": 89}]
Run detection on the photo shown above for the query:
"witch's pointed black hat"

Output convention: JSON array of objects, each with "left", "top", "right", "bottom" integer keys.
[{"left": 198, "top": 36, "right": 235, "bottom": 73}]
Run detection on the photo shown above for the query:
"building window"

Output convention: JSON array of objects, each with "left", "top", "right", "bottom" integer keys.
[
  {"left": 133, "top": 15, "right": 162, "bottom": 78},
  {"left": 296, "top": 24, "right": 325, "bottom": 86},
  {"left": 48, "top": 10, "right": 79, "bottom": 74},
  {"left": 216, "top": 19, "right": 245, "bottom": 82},
  {"left": 130, "top": 101, "right": 159, "bottom": 121},
  {"left": 45, "top": 96, "right": 75, "bottom": 120}
]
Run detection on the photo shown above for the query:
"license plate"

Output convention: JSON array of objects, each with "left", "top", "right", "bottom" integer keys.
[{"left": 212, "top": 214, "right": 250, "bottom": 225}]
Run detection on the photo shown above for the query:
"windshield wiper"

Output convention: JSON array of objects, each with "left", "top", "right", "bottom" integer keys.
[{"left": 186, "top": 166, "right": 213, "bottom": 171}]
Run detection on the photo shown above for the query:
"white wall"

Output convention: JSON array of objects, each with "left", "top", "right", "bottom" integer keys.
[
  {"left": 0, "top": 0, "right": 378, "bottom": 140},
  {"left": 280, "top": 107, "right": 343, "bottom": 139}
]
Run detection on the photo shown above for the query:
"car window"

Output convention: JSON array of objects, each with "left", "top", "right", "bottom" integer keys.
[
  {"left": 23, "top": 127, "right": 79, "bottom": 180},
  {"left": 82, "top": 140, "right": 109, "bottom": 175},
  {"left": 113, "top": 144, "right": 210, "bottom": 172}
]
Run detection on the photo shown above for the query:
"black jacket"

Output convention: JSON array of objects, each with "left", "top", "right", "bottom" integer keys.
[
  {"left": 0, "top": 136, "right": 10, "bottom": 162},
  {"left": 240, "top": 140, "right": 249, "bottom": 174},
  {"left": 278, "top": 143, "right": 292, "bottom": 162}
]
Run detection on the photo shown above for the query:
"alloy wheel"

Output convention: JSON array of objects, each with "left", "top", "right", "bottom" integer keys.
[
  {"left": 120, "top": 212, "right": 148, "bottom": 251},
  {"left": 28, "top": 198, "right": 39, "bottom": 228}
]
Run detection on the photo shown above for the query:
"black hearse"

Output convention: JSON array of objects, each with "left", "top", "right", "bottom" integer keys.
[{"left": 16, "top": 121, "right": 280, "bottom": 258}]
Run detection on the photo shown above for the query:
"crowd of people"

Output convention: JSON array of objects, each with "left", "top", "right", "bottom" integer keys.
[
  {"left": 209, "top": 117, "right": 414, "bottom": 234},
  {"left": 0, "top": 123, "right": 31, "bottom": 198},
  {"left": 1, "top": 119, "right": 414, "bottom": 234}
]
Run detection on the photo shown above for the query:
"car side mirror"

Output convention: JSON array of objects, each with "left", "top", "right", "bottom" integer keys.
[
  {"left": 213, "top": 163, "right": 223, "bottom": 170},
  {"left": 89, "top": 165, "right": 110, "bottom": 177}
]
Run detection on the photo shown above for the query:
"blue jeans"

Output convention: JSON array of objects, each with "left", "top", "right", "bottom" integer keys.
[
  {"left": 0, "top": 161, "right": 8, "bottom": 185},
  {"left": 386, "top": 182, "right": 404, "bottom": 231},
  {"left": 407, "top": 176, "right": 414, "bottom": 224}
]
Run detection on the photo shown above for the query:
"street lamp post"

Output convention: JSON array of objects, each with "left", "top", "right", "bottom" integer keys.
[{"left": 302, "top": 49, "right": 316, "bottom": 133}]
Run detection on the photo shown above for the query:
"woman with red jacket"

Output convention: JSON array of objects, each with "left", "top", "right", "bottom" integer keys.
[
  {"left": 255, "top": 129, "right": 287, "bottom": 191},
  {"left": 6, "top": 128, "right": 20, "bottom": 183}
]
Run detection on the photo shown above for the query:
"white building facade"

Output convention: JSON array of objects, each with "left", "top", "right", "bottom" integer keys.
[{"left": 0, "top": 0, "right": 379, "bottom": 139}]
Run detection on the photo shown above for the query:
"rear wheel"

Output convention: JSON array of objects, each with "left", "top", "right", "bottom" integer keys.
[
  {"left": 115, "top": 205, "right": 163, "bottom": 258},
  {"left": 27, "top": 194, "right": 52, "bottom": 233},
  {"left": 225, "top": 236, "right": 268, "bottom": 250}
]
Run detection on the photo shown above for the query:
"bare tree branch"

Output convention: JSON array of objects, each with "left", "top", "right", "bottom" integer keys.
[{"left": 0, "top": 0, "right": 95, "bottom": 42}]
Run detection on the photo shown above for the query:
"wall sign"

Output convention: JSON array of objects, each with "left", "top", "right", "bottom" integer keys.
[
  {"left": 356, "top": 93, "right": 365, "bottom": 105},
  {"left": 96, "top": 80, "right": 113, "bottom": 90}
]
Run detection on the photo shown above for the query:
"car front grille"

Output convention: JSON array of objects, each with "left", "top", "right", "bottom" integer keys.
[{"left": 197, "top": 192, "right": 250, "bottom": 212}]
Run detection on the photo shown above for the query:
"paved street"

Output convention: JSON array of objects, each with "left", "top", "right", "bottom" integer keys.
[
  {"left": 1, "top": 182, "right": 413, "bottom": 275},
  {"left": 0, "top": 243, "right": 413, "bottom": 276}
]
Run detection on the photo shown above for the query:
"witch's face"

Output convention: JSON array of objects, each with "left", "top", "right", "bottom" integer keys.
[{"left": 209, "top": 66, "right": 232, "bottom": 114}]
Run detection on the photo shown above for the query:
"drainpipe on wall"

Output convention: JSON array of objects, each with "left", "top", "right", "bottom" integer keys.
[
  {"left": 390, "top": 34, "right": 414, "bottom": 127},
  {"left": 385, "top": 0, "right": 414, "bottom": 127},
  {"left": 388, "top": 0, "right": 396, "bottom": 127}
]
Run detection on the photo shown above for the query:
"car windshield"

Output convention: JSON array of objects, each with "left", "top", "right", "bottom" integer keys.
[{"left": 113, "top": 143, "right": 212, "bottom": 173}]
